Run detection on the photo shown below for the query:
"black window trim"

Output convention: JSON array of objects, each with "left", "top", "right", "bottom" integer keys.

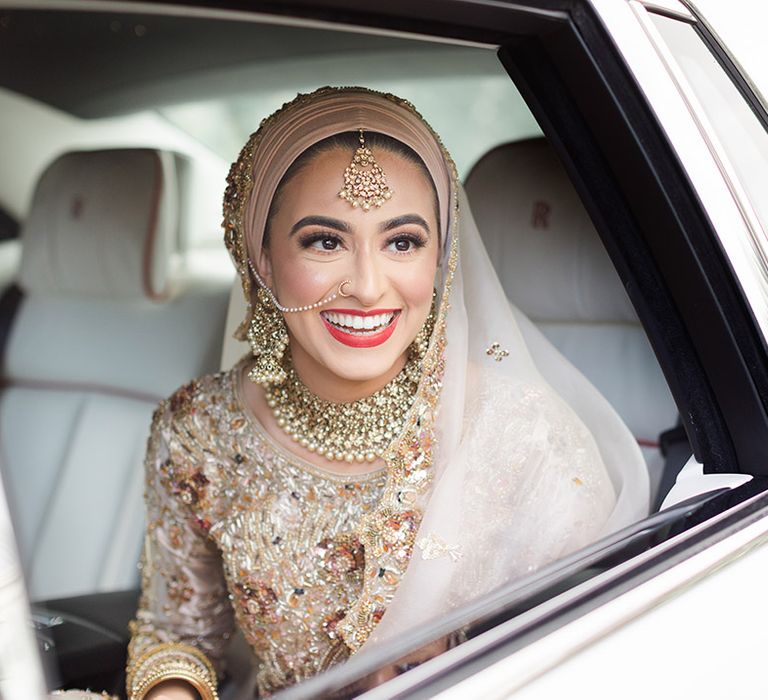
[
  {"left": 501, "top": 0, "right": 768, "bottom": 475},
  {"left": 681, "top": 0, "right": 768, "bottom": 132}
]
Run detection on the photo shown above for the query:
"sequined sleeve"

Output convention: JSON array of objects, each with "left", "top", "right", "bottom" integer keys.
[{"left": 127, "top": 401, "right": 234, "bottom": 700}]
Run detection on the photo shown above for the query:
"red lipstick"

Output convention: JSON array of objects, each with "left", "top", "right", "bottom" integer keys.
[
  {"left": 321, "top": 309, "right": 400, "bottom": 348},
  {"left": 323, "top": 308, "right": 399, "bottom": 316}
]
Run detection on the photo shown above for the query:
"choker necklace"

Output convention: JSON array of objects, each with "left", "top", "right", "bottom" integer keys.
[{"left": 264, "top": 353, "right": 421, "bottom": 464}]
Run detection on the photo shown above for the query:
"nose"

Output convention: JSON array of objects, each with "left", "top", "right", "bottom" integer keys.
[{"left": 350, "top": 246, "right": 386, "bottom": 307}]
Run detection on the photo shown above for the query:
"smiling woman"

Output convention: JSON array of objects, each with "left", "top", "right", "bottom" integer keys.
[{"left": 124, "top": 86, "right": 647, "bottom": 700}]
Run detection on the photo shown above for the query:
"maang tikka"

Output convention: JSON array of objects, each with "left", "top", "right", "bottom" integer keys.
[{"left": 338, "top": 129, "right": 393, "bottom": 211}]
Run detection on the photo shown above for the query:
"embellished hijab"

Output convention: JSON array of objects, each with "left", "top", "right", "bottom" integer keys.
[{"left": 223, "top": 87, "right": 648, "bottom": 653}]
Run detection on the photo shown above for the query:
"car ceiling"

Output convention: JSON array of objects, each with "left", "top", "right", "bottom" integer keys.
[{"left": 0, "top": 8, "right": 469, "bottom": 118}]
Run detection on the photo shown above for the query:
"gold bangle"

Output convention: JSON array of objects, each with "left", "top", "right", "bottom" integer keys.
[{"left": 127, "top": 642, "right": 218, "bottom": 700}]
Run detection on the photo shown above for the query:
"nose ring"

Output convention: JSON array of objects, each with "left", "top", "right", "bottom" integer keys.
[{"left": 338, "top": 280, "right": 353, "bottom": 297}]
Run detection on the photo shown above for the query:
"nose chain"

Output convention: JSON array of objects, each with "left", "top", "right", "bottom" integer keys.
[{"left": 248, "top": 259, "right": 351, "bottom": 313}]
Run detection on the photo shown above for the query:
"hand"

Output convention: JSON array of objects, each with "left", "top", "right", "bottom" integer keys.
[{"left": 144, "top": 680, "right": 200, "bottom": 700}]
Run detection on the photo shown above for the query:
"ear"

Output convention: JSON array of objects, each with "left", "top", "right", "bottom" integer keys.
[{"left": 256, "top": 247, "right": 274, "bottom": 289}]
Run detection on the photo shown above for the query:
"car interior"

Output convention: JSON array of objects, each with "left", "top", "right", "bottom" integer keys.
[{"left": 0, "top": 5, "right": 718, "bottom": 696}]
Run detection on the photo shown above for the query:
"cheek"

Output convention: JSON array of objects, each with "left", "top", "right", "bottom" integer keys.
[
  {"left": 397, "top": 262, "right": 438, "bottom": 321},
  {"left": 272, "top": 255, "right": 339, "bottom": 301}
]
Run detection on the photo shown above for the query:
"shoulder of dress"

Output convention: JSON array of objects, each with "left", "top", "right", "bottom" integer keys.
[
  {"left": 147, "top": 370, "right": 239, "bottom": 515},
  {"left": 145, "top": 368, "right": 239, "bottom": 467},
  {"left": 162, "top": 368, "right": 236, "bottom": 424}
]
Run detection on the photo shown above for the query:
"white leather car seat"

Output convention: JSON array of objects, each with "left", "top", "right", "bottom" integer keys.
[
  {"left": 0, "top": 149, "right": 231, "bottom": 601},
  {"left": 465, "top": 138, "right": 678, "bottom": 500}
]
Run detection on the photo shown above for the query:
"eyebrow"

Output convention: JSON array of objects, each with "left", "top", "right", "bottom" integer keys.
[
  {"left": 289, "top": 215, "right": 350, "bottom": 236},
  {"left": 380, "top": 214, "right": 431, "bottom": 234}
]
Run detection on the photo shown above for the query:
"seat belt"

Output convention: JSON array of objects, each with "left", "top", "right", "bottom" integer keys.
[
  {"left": 653, "top": 423, "right": 692, "bottom": 511},
  {"left": 0, "top": 283, "right": 23, "bottom": 376}
]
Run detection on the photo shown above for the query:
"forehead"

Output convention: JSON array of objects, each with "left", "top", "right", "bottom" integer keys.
[{"left": 276, "top": 148, "right": 438, "bottom": 223}]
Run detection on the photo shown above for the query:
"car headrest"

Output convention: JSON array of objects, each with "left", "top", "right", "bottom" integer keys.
[
  {"left": 18, "top": 149, "right": 179, "bottom": 302},
  {"left": 464, "top": 138, "right": 636, "bottom": 323}
]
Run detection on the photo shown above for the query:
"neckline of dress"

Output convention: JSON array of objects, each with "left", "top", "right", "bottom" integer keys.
[{"left": 231, "top": 357, "right": 388, "bottom": 484}]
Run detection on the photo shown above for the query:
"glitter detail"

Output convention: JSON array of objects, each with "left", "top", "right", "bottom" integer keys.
[
  {"left": 486, "top": 342, "right": 509, "bottom": 362},
  {"left": 417, "top": 532, "right": 463, "bottom": 562}
]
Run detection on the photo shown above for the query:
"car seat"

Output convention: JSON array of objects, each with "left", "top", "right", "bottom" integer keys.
[
  {"left": 0, "top": 148, "right": 231, "bottom": 600},
  {"left": 464, "top": 138, "right": 679, "bottom": 505}
]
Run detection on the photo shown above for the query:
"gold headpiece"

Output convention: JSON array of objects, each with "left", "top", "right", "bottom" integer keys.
[{"left": 338, "top": 129, "right": 393, "bottom": 211}]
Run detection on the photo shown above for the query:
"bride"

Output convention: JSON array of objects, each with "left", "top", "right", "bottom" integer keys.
[{"left": 125, "top": 86, "right": 648, "bottom": 700}]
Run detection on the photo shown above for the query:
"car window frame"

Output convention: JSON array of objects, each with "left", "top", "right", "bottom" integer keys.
[
  {"left": 640, "top": 6, "right": 768, "bottom": 336},
  {"left": 252, "top": 0, "right": 768, "bottom": 692},
  {"left": 222, "top": 0, "right": 768, "bottom": 692},
  {"left": 4, "top": 0, "right": 768, "bottom": 696}
]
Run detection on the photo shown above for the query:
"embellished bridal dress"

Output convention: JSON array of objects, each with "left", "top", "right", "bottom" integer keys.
[
  {"left": 128, "top": 361, "right": 386, "bottom": 696},
  {"left": 126, "top": 87, "right": 649, "bottom": 699}
]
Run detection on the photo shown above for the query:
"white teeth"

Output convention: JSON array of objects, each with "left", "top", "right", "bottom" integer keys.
[{"left": 322, "top": 311, "right": 396, "bottom": 334}]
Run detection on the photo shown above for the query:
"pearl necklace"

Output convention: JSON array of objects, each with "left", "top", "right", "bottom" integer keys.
[{"left": 264, "top": 354, "right": 420, "bottom": 464}]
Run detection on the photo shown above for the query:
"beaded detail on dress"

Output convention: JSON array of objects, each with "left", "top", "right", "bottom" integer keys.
[{"left": 127, "top": 363, "right": 386, "bottom": 697}]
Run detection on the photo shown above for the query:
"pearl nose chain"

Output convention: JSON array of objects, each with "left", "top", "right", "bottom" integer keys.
[{"left": 248, "top": 259, "right": 352, "bottom": 313}]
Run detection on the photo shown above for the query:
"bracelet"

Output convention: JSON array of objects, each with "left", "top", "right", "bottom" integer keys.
[{"left": 127, "top": 642, "right": 219, "bottom": 700}]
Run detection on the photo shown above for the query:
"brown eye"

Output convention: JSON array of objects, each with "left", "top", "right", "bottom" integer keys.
[
  {"left": 299, "top": 233, "right": 344, "bottom": 252},
  {"left": 386, "top": 233, "right": 426, "bottom": 254}
]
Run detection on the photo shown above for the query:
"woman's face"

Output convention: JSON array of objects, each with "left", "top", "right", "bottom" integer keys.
[{"left": 257, "top": 147, "right": 440, "bottom": 390}]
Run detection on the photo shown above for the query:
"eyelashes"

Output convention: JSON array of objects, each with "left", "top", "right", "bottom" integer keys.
[
  {"left": 389, "top": 232, "right": 428, "bottom": 252},
  {"left": 297, "top": 230, "right": 428, "bottom": 253},
  {"left": 297, "top": 232, "right": 343, "bottom": 251}
]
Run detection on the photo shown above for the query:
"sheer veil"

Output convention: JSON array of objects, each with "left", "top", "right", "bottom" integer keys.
[
  {"left": 222, "top": 86, "right": 649, "bottom": 655},
  {"left": 363, "top": 187, "right": 648, "bottom": 646}
]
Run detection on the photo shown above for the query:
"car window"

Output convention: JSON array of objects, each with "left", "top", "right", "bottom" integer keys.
[
  {"left": 0, "top": 6, "right": 711, "bottom": 698},
  {"left": 691, "top": 0, "right": 768, "bottom": 106},
  {"left": 649, "top": 12, "right": 768, "bottom": 250}
]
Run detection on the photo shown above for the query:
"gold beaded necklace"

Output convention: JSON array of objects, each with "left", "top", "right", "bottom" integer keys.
[{"left": 264, "top": 353, "right": 421, "bottom": 464}]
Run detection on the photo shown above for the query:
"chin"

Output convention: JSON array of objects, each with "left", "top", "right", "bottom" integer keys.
[{"left": 322, "top": 349, "right": 405, "bottom": 383}]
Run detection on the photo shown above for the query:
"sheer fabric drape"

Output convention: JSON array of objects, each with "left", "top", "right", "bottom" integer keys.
[{"left": 362, "top": 188, "right": 648, "bottom": 648}]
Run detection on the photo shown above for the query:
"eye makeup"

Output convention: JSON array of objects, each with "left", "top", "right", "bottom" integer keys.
[
  {"left": 386, "top": 231, "right": 428, "bottom": 253},
  {"left": 297, "top": 232, "right": 345, "bottom": 252}
]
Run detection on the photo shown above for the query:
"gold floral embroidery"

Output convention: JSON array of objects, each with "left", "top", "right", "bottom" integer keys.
[{"left": 129, "top": 369, "right": 386, "bottom": 697}]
